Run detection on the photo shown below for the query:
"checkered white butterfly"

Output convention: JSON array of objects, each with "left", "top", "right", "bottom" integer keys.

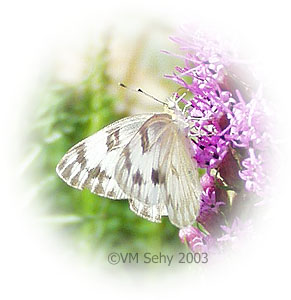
[{"left": 56, "top": 84, "right": 202, "bottom": 228}]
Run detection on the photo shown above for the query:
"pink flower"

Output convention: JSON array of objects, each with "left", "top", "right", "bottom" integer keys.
[{"left": 179, "top": 226, "right": 208, "bottom": 253}]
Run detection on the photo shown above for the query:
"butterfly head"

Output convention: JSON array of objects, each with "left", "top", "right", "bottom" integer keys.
[
  {"left": 165, "top": 92, "right": 187, "bottom": 118},
  {"left": 119, "top": 83, "right": 188, "bottom": 124}
]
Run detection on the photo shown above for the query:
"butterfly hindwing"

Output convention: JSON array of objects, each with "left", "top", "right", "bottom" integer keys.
[
  {"left": 56, "top": 114, "right": 155, "bottom": 199},
  {"left": 161, "top": 130, "right": 202, "bottom": 228}
]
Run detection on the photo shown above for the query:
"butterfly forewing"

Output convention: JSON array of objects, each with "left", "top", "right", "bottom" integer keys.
[
  {"left": 56, "top": 104, "right": 202, "bottom": 228},
  {"left": 115, "top": 113, "right": 201, "bottom": 227},
  {"left": 56, "top": 114, "right": 155, "bottom": 199}
]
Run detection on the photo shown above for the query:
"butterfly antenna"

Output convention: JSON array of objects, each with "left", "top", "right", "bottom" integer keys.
[{"left": 119, "top": 83, "right": 167, "bottom": 105}]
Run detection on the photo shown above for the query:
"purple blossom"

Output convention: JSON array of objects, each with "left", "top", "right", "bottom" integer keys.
[
  {"left": 239, "top": 148, "right": 266, "bottom": 196},
  {"left": 200, "top": 187, "right": 225, "bottom": 215},
  {"left": 217, "top": 217, "right": 253, "bottom": 245},
  {"left": 199, "top": 174, "right": 225, "bottom": 215},
  {"left": 193, "top": 135, "right": 229, "bottom": 172},
  {"left": 225, "top": 90, "right": 269, "bottom": 150},
  {"left": 197, "top": 174, "right": 227, "bottom": 236}
]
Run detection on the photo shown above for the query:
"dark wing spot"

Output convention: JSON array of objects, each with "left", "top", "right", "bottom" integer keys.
[
  {"left": 57, "top": 157, "right": 68, "bottom": 172},
  {"left": 82, "top": 165, "right": 101, "bottom": 188},
  {"left": 97, "top": 170, "right": 106, "bottom": 185},
  {"left": 140, "top": 127, "right": 150, "bottom": 153},
  {"left": 151, "top": 169, "right": 159, "bottom": 185},
  {"left": 107, "top": 189, "right": 116, "bottom": 198},
  {"left": 61, "top": 163, "right": 75, "bottom": 179},
  {"left": 123, "top": 147, "right": 132, "bottom": 171},
  {"left": 76, "top": 147, "right": 87, "bottom": 168},
  {"left": 93, "top": 170, "right": 106, "bottom": 194},
  {"left": 132, "top": 169, "right": 143, "bottom": 185},
  {"left": 106, "top": 129, "right": 120, "bottom": 151},
  {"left": 71, "top": 172, "right": 81, "bottom": 186},
  {"left": 151, "top": 169, "right": 166, "bottom": 185}
]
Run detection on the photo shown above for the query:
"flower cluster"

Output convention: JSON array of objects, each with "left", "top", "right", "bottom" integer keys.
[{"left": 166, "top": 26, "right": 270, "bottom": 252}]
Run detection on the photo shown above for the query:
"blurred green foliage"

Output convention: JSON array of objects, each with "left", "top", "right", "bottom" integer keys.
[{"left": 25, "top": 44, "right": 182, "bottom": 259}]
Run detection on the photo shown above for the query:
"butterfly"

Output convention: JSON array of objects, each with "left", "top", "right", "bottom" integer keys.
[{"left": 56, "top": 84, "right": 202, "bottom": 228}]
